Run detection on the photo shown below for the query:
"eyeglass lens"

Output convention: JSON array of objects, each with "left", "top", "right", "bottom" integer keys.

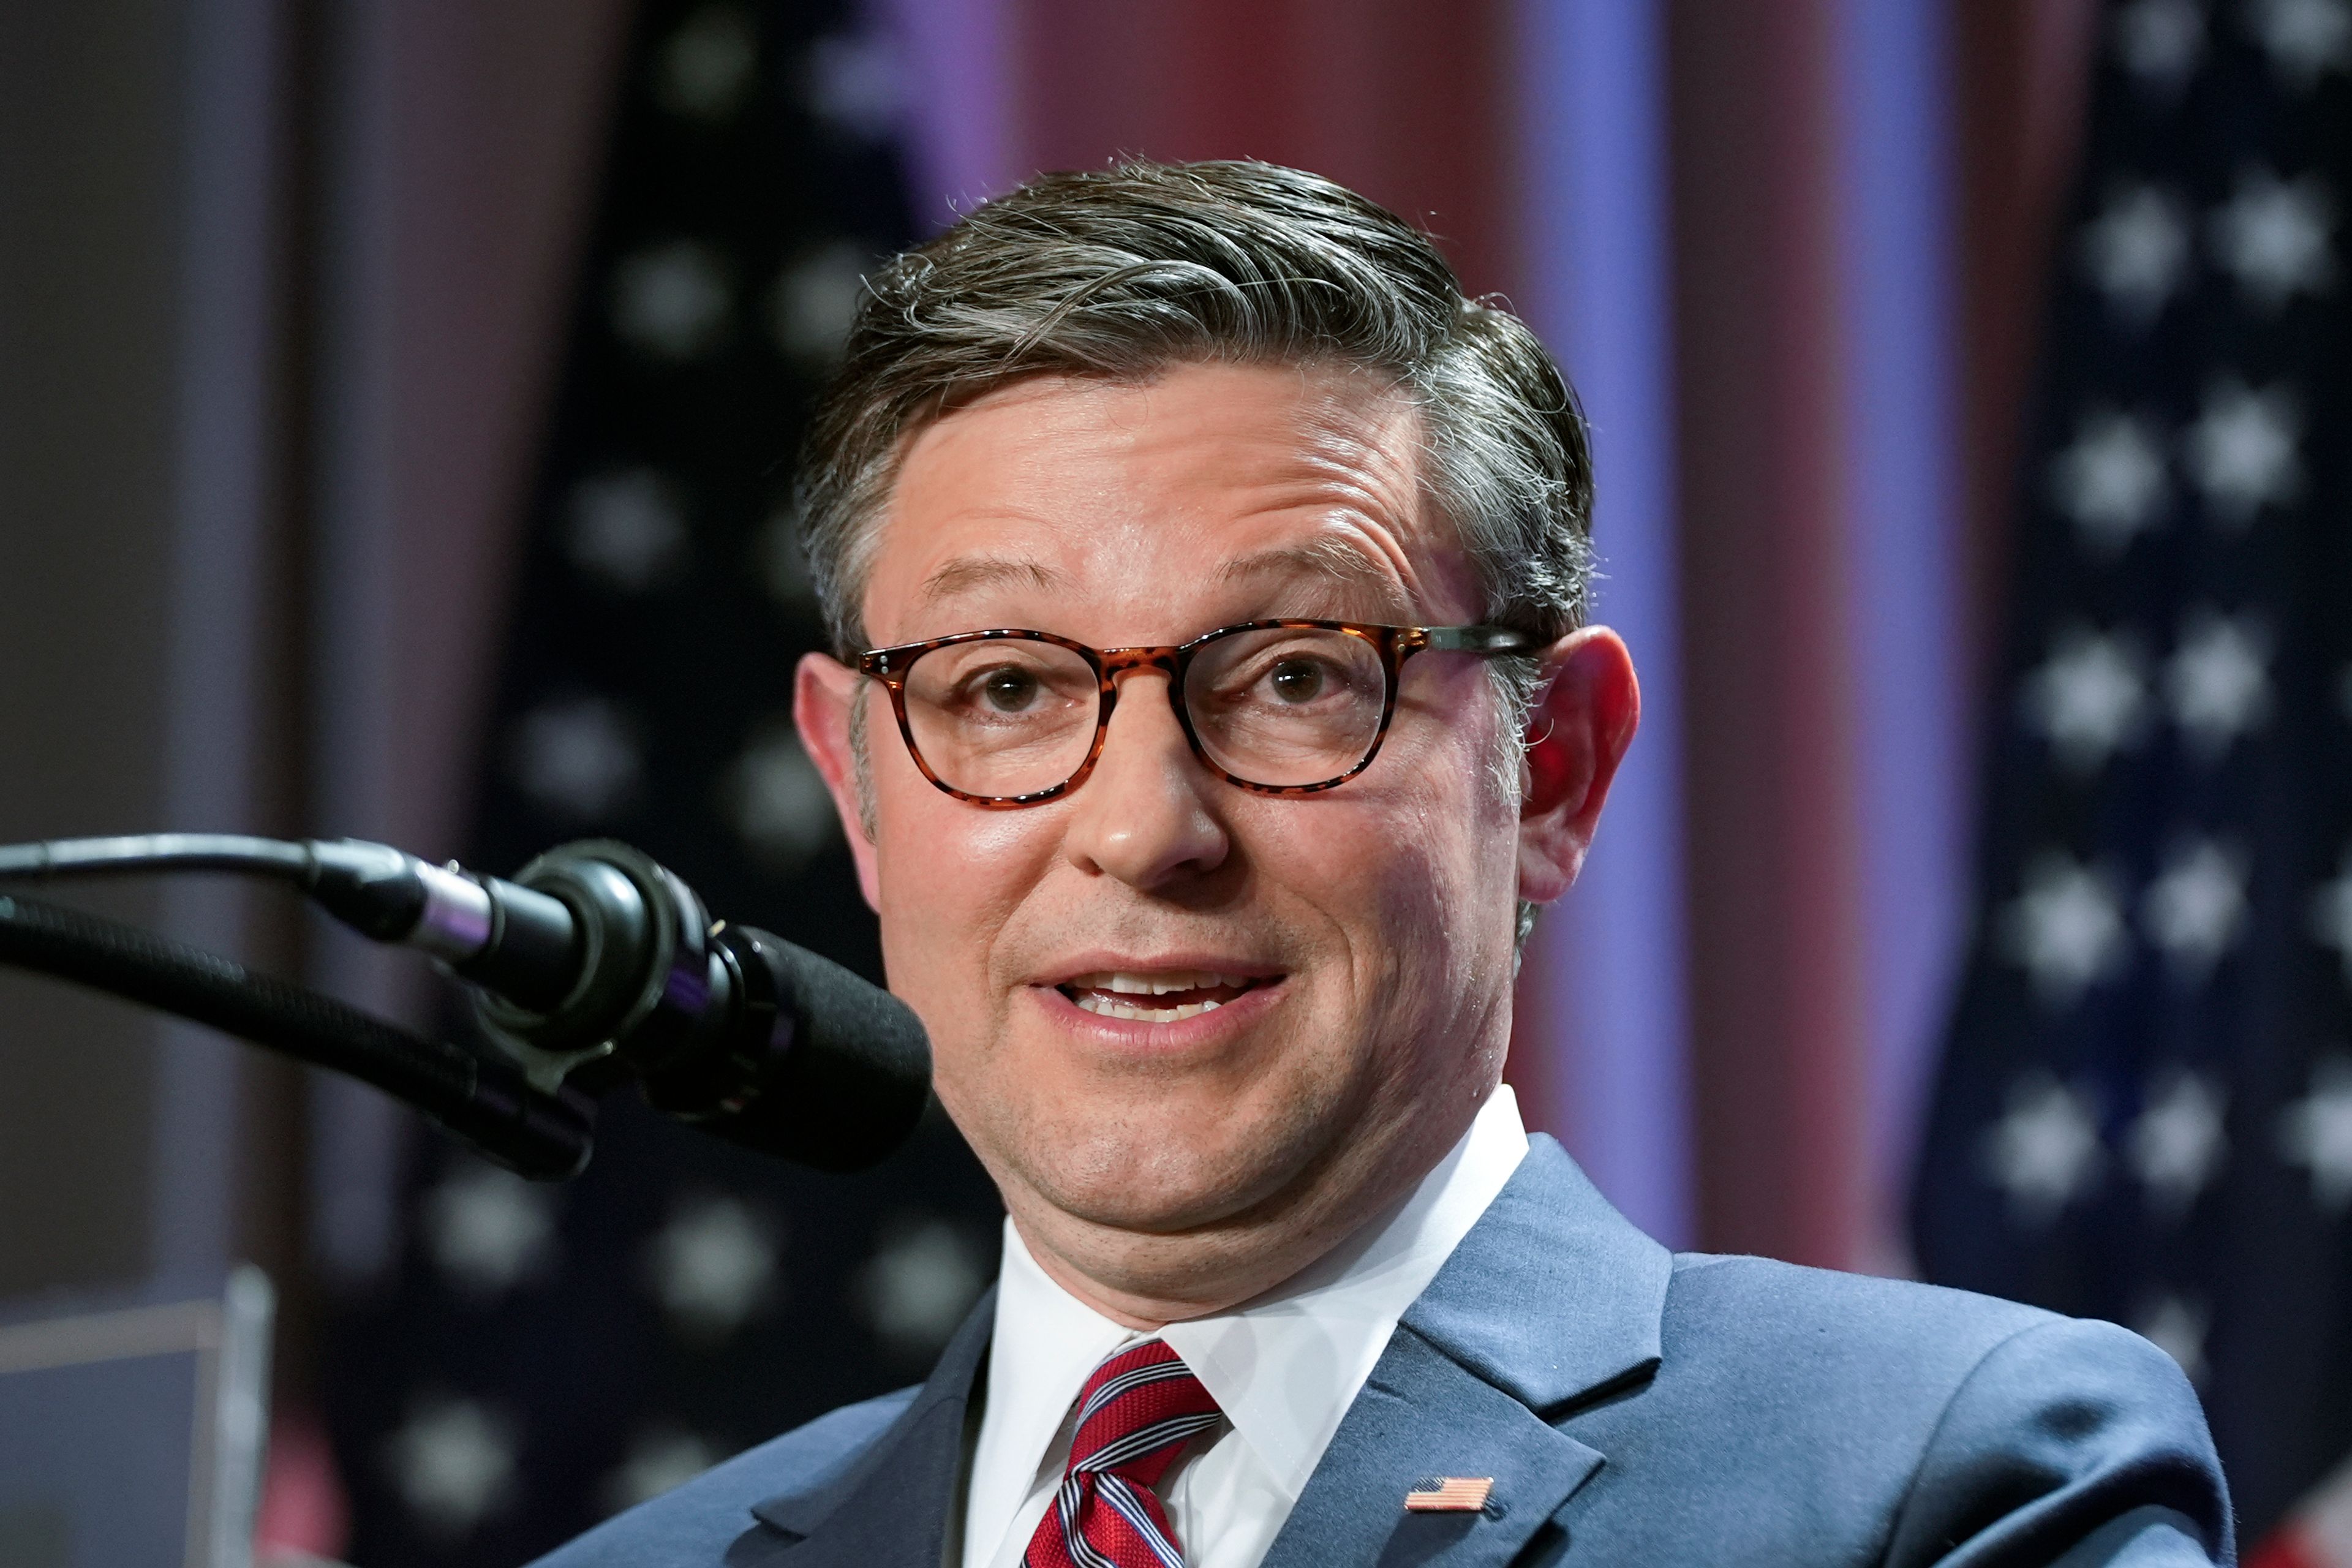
[{"left": 897, "top": 627, "right": 1391, "bottom": 796}]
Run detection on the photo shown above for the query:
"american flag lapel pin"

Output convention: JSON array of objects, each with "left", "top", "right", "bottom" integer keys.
[{"left": 1404, "top": 1476, "right": 1494, "bottom": 1512}]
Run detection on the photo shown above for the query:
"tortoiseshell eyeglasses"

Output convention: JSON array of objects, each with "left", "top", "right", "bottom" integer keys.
[{"left": 856, "top": 620, "right": 1539, "bottom": 807}]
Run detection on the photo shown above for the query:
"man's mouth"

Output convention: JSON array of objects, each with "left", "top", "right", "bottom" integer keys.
[{"left": 1054, "top": 970, "right": 1275, "bottom": 1022}]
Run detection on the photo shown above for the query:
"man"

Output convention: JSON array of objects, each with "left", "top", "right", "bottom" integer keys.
[{"left": 534, "top": 160, "right": 2230, "bottom": 1567}]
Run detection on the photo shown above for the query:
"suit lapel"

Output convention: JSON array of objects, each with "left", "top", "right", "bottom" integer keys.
[
  {"left": 1259, "top": 1138, "right": 1672, "bottom": 1568},
  {"left": 1256, "top": 1325, "right": 1603, "bottom": 1568},
  {"left": 728, "top": 1286, "right": 995, "bottom": 1567}
]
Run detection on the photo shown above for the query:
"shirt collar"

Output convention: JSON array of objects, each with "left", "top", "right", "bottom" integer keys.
[
  {"left": 972, "top": 1221, "right": 1136, "bottom": 1512},
  {"left": 972, "top": 1084, "right": 1529, "bottom": 1523}
]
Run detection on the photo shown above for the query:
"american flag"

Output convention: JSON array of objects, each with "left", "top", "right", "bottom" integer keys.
[
  {"left": 1403, "top": 1477, "right": 1496, "bottom": 1513},
  {"left": 318, "top": 3, "right": 1005, "bottom": 1563},
  {"left": 1912, "top": 0, "right": 2351, "bottom": 1547}
]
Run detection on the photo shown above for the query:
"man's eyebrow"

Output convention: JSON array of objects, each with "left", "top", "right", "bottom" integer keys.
[
  {"left": 916, "top": 554, "right": 1069, "bottom": 606},
  {"left": 1218, "top": 543, "right": 1412, "bottom": 610}
]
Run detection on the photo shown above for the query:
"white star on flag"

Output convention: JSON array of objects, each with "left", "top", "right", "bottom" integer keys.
[
  {"left": 2133, "top": 1294, "right": 2211, "bottom": 1385},
  {"left": 856, "top": 1215, "right": 989, "bottom": 1361},
  {"left": 566, "top": 469, "right": 690, "bottom": 592},
  {"left": 2163, "top": 609, "right": 2272, "bottom": 760},
  {"left": 2312, "top": 848, "right": 2352, "bottom": 986},
  {"left": 769, "top": 241, "right": 868, "bottom": 366},
  {"left": 2183, "top": 378, "right": 2303, "bottom": 526},
  {"left": 644, "top": 1192, "right": 780, "bottom": 1340},
  {"left": 2141, "top": 838, "right": 2250, "bottom": 981},
  {"left": 722, "top": 723, "right": 839, "bottom": 871},
  {"left": 601, "top": 1425, "right": 725, "bottom": 1514},
  {"left": 2002, "top": 851, "right": 2131, "bottom": 1006},
  {"left": 383, "top": 1395, "right": 518, "bottom": 1538},
  {"left": 652, "top": 6, "right": 760, "bottom": 123},
  {"left": 2209, "top": 167, "right": 2337, "bottom": 310},
  {"left": 802, "top": 31, "right": 906, "bottom": 139},
  {"left": 2081, "top": 183, "right": 2192, "bottom": 323},
  {"left": 2114, "top": 0, "right": 2207, "bottom": 93},
  {"left": 2128, "top": 1070, "right": 2229, "bottom": 1216},
  {"left": 421, "top": 1164, "right": 559, "bottom": 1298},
  {"left": 507, "top": 695, "right": 643, "bottom": 821},
  {"left": 2278, "top": 1053, "right": 2352, "bottom": 1212},
  {"left": 1982, "top": 1072, "right": 2106, "bottom": 1223},
  {"left": 2250, "top": 0, "right": 2351, "bottom": 89},
  {"left": 610, "top": 239, "right": 733, "bottom": 360},
  {"left": 2019, "top": 625, "right": 2149, "bottom": 775},
  {"left": 2049, "top": 409, "right": 2169, "bottom": 554}
]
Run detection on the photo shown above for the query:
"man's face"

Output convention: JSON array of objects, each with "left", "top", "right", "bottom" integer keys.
[{"left": 802, "top": 361, "right": 1526, "bottom": 1280}]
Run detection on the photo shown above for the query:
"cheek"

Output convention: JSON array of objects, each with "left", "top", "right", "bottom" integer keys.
[
  {"left": 1240, "top": 788, "right": 1488, "bottom": 1013},
  {"left": 868, "top": 766, "right": 1069, "bottom": 1056},
  {"left": 1261, "top": 700, "right": 1509, "bottom": 913},
  {"left": 1304, "top": 743, "right": 1515, "bottom": 1000}
]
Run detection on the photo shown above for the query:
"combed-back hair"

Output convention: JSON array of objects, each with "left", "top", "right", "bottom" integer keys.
[{"left": 795, "top": 158, "right": 1597, "bottom": 704}]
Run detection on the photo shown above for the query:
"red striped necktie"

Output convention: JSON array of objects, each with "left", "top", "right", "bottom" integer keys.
[{"left": 1024, "top": 1339, "right": 1223, "bottom": 1568}]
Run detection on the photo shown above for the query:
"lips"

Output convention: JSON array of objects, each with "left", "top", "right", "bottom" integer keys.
[{"left": 1054, "top": 968, "right": 1275, "bottom": 1022}]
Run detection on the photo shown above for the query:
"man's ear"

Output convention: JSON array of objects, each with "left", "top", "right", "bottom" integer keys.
[
  {"left": 794, "top": 651, "right": 882, "bottom": 912},
  {"left": 1518, "top": 626, "right": 1640, "bottom": 907}
]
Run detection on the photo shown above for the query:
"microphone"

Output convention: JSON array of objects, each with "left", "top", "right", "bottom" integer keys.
[
  {"left": 0, "top": 835, "right": 931, "bottom": 1173},
  {"left": 428, "top": 839, "right": 931, "bottom": 1174}
]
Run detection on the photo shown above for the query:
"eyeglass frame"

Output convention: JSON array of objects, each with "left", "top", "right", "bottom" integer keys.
[{"left": 855, "top": 619, "right": 1540, "bottom": 808}]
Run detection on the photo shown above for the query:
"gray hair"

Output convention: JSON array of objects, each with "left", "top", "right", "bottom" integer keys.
[{"left": 796, "top": 160, "right": 1598, "bottom": 944}]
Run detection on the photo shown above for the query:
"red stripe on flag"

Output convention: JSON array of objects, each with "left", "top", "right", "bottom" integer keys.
[
  {"left": 2245, "top": 1526, "right": 2325, "bottom": 1568},
  {"left": 2252, "top": 1454, "right": 2352, "bottom": 1568}
]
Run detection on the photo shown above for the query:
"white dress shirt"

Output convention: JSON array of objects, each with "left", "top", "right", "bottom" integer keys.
[{"left": 959, "top": 1084, "right": 1530, "bottom": 1568}]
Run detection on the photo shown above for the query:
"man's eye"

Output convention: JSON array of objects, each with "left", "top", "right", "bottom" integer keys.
[
  {"left": 1267, "top": 658, "right": 1327, "bottom": 704},
  {"left": 981, "top": 668, "right": 1041, "bottom": 711}
]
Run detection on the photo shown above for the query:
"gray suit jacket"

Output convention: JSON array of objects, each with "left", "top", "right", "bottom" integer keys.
[{"left": 530, "top": 1137, "right": 2232, "bottom": 1567}]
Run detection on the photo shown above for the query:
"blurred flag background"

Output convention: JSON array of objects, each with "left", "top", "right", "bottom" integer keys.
[
  {"left": 314, "top": 4, "right": 1010, "bottom": 1559},
  {"left": 0, "top": 0, "right": 2345, "bottom": 1563},
  {"left": 1915, "top": 0, "right": 2351, "bottom": 1545}
]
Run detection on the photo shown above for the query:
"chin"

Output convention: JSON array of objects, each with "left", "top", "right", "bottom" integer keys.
[{"left": 1018, "top": 1099, "right": 1343, "bottom": 1236}]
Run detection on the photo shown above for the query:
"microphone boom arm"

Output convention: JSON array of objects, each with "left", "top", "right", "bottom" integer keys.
[
  {"left": 0, "top": 833, "right": 932, "bottom": 1178},
  {"left": 0, "top": 889, "right": 590, "bottom": 1178}
]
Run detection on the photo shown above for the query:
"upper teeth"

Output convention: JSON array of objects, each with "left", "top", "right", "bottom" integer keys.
[{"left": 1066, "top": 970, "right": 1251, "bottom": 995}]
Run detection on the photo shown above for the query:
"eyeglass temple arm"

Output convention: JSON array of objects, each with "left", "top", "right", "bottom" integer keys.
[{"left": 1423, "top": 624, "right": 1540, "bottom": 656}]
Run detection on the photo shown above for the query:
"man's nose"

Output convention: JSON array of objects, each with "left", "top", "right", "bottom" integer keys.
[{"left": 1061, "top": 672, "right": 1230, "bottom": 888}]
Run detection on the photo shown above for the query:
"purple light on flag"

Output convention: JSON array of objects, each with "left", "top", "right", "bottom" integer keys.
[{"left": 1513, "top": 0, "right": 1694, "bottom": 1250}]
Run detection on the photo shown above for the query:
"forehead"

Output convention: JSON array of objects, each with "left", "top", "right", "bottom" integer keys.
[{"left": 864, "top": 361, "right": 1480, "bottom": 643}]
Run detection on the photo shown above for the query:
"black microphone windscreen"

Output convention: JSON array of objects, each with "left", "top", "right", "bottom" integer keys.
[{"left": 669, "top": 927, "right": 932, "bottom": 1172}]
